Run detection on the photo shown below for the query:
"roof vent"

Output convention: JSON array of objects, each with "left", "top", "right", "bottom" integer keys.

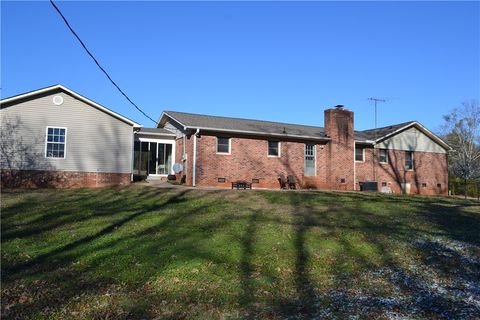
[
  {"left": 335, "top": 105, "right": 345, "bottom": 110},
  {"left": 53, "top": 95, "right": 64, "bottom": 106}
]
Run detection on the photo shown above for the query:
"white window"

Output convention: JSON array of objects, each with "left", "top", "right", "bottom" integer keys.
[
  {"left": 45, "top": 127, "right": 66, "bottom": 158},
  {"left": 216, "top": 137, "right": 230, "bottom": 154},
  {"left": 379, "top": 149, "right": 388, "bottom": 163},
  {"left": 268, "top": 141, "right": 280, "bottom": 157},
  {"left": 355, "top": 147, "right": 364, "bottom": 162},
  {"left": 405, "top": 151, "right": 414, "bottom": 170},
  {"left": 305, "top": 144, "right": 316, "bottom": 176}
]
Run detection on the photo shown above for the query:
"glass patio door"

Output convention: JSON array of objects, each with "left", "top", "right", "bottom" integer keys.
[
  {"left": 148, "top": 143, "right": 157, "bottom": 175},
  {"left": 147, "top": 142, "right": 172, "bottom": 175},
  {"left": 134, "top": 141, "right": 173, "bottom": 176}
]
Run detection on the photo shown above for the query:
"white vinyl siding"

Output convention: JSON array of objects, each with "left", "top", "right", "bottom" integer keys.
[
  {"left": 0, "top": 91, "right": 134, "bottom": 173},
  {"left": 376, "top": 127, "right": 446, "bottom": 153}
]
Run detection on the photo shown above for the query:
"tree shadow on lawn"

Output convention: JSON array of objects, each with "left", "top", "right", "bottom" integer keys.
[
  {"left": 1, "top": 187, "right": 164, "bottom": 240},
  {"left": 258, "top": 191, "right": 480, "bottom": 319},
  {"left": 2, "top": 189, "right": 479, "bottom": 319},
  {"left": 2, "top": 188, "right": 198, "bottom": 317},
  {"left": 2, "top": 188, "right": 265, "bottom": 319}
]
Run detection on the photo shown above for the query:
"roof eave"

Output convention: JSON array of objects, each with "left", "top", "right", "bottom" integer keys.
[
  {"left": 135, "top": 131, "right": 176, "bottom": 137},
  {"left": 1, "top": 84, "right": 142, "bottom": 128},
  {"left": 185, "top": 126, "right": 330, "bottom": 141},
  {"left": 160, "top": 112, "right": 188, "bottom": 130},
  {"left": 355, "top": 140, "right": 375, "bottom": 145}
]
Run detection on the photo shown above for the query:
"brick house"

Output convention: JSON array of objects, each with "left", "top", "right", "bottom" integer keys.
[
  {"left": 1, "top": 85, "right": 450, "bottom": 194},
  {"left": 144, "top": 106, "right": 450, "bottom": 195}
]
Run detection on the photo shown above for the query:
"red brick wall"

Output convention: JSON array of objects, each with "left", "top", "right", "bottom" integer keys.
[
  {"left": 1, "top": 169, "right": 131, "bottom": 188},
  {"left": 355, "top": 147, "right": 448, "bottom": 195},
  {"left": 324, "top": 108, "right": 355, "bottom": 190},
  {"left": 172, "top": 108, "right": 447, "bottom": 196},
  {"left": 192, "top": 134, "right": 330, "bottom": 189}
]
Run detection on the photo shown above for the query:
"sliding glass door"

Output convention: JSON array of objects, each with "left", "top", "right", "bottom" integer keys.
[
  {"left": 134, "top": 141, "right": 173, "bottom": 176},
  {"left": 155, "top": 143, "right": 172, "bottom": 175}
]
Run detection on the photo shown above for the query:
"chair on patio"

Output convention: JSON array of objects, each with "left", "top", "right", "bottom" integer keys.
[
  {"left": 278, "top": 174, "right": 287, "bottom": 189},
  {"left": 287, "top": 175, "right": 297, "bottom": 189}
]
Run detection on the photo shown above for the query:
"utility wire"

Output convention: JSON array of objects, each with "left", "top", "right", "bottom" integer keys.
[{"left": 49, "top": 0, "right": 157, "bottom": 125}]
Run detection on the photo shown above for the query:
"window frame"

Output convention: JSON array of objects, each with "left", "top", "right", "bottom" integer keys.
[
  {"left": 405, "top": 151, "right": 414, "bottom": 171},
  {"left": 267, "top": 140, "right": 281, "bottom": 157},
  {"left": 355, "top": 146, "right": 365, "bottom": 162},
  {"left": 216, "top": 137, "right": 231, "bottom": 154},
  {"left": 304, "top": 143, "right": 317, "bottom": 176},
  {"left": 45, "top": 126, "right": 67, "bottom": 159},
  {"left": 379, "top": 149, "right": 388, "bottom": 164}
]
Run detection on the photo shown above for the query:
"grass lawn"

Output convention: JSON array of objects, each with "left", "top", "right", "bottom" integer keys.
[{"left": 1, "top": 186, "right": 479, "bottom": 319}]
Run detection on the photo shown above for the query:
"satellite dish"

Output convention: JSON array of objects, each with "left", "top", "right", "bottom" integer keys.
[
  {"left": 53, "top": 95, "right": 64, "bottom": 105},
  {"left": 173, "top": 163, "right": 183, "bottom": 173}
]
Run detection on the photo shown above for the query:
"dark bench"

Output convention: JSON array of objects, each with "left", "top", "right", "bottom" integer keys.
[
  {"left": 287, "top": 175, "right": 297, "bottom": 189},
  {"left": 232, "top": 180, "right": 252, "bottom": 190}
]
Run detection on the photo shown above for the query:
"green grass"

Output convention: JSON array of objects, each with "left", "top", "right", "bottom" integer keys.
[{"left": 1, "top": 186, "right": 479, "bottom": 319}]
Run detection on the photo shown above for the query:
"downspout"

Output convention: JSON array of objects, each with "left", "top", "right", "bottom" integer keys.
[
  {"left": 353, "top": 142, "right": 356, "bottom": 191},
  {"left": 131, "top": 131, "right": 137, "bottom": 182},
  {"left": 192, "top": 128, "right": 200, "bottom": 187},
  {"left": 183, "top": 134, "right": 186, "bottom": 156}
]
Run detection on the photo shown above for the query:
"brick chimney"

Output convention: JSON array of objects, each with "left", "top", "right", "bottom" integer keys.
[{"left": 324, "top": 105, "right": 355, "bottom": 190}]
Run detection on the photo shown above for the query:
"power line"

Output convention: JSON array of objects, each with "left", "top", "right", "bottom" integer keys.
[{"left": 49, "top": 0, "right": 157, "bottom": 125}]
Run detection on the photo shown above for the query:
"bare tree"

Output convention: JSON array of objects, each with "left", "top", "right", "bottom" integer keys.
[{"left": 441, "top": 100, "right": 480, "bottom": 196}]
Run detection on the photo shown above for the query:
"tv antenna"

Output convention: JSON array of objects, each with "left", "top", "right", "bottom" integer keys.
[{"left": 367, "top": 97, "right": 386, "bottom": 181}]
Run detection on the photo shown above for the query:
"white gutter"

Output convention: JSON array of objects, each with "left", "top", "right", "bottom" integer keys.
[
  {"left": 184, "top": 126, "right": 330, "bottom": 141},
  {"left": 192, "top": 128, "right": 200, "bottom": 187},
  {"left": 136, "top": 131, "right": 176, "bottom": 137}
]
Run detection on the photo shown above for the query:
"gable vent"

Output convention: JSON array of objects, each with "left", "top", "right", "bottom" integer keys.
[{"left": 53, "top": 95, "right": 64, "bottom": 105}]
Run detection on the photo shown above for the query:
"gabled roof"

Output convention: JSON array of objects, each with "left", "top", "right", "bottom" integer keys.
[
  {"left": 0, "top": 84, "right": 142, "bottom": 127},
  {"left": 354, "top": 121, "right": 416, "bottom": 142},
  {"left": 160, "top": 111, "right": 330, "bottom": 141},
  {"left": 355, "top": 121, "right": 451, "bottom": 150}
]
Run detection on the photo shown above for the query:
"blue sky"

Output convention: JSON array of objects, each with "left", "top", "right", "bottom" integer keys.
[{"left": 2, "top": 1, "right": 479, "bottom": 130}]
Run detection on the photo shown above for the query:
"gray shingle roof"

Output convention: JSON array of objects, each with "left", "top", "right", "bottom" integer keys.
[
  {"left": 138, "top": 127, "right": 175, "bottom": 135},
  {"left": 354, "top": 121, "right": 416, "bottom": 142},
  {"left": 162, "top": 110, "right": 416, "bottom": 142},
  {"left": 164, "top": 111, "right": 328, "bottom": 139}
]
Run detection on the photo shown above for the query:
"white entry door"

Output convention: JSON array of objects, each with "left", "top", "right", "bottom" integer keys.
[{"left": 305, "top": 144, "right": 316, "bottom": 176}]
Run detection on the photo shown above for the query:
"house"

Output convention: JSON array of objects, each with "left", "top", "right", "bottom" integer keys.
[
  {"left": 0, "top": 85, "right": 141, "bottom": 187},
  {"left": 1, "top": 85, "right": 450, "bottom": 194},
  {"left": 150, "top": 108, "right": 450, "bottom": 195}
]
